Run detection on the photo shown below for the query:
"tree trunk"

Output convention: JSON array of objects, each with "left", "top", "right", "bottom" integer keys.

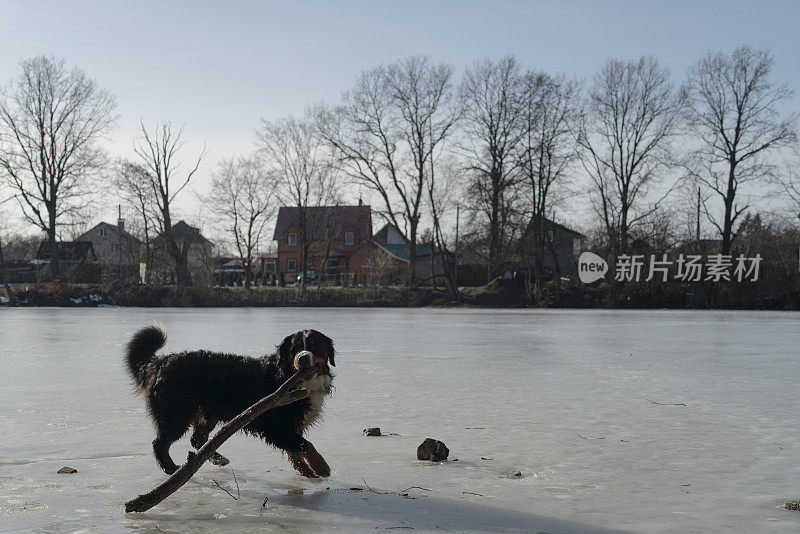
[
  {"left": 244, "top": 259, "right": 252, "bottom": 289},
  {"left": 434, "top": 232, "right": 459, "bottom": 301},
  {"left": 173, "top": 241, "right": 191, "bottom": 291},
  {"left": 547, "top": 240, "right": 562, "bottom": 282},
  {"left": 721, "top": 162, "right": 737, "bottom": 255},
  {"left": 407, "top": 222, "right": 419, "bottom": 288},
  {"left": 300, "top": 242, "right": 309, "bottom": 293},
  {"left": 407, "top": 244, "right": 417, "bottom": 288},
  {"left": 488, "top": 176, "right": 501, "bottom": 280},
  {"left": 0, "top": 238, "right": 17, "bottom": 306},
  {"left": 144, "top": 239, "right": 152, "bottom": 285},
  {"left": 47, "top": 217, "right": 60, "bottom": 280},
  {"left": 429, "top": 243, "right": 436, "bottom": 289}
]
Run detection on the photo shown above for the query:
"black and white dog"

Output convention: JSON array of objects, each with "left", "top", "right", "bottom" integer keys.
[{"left": 125, "top": 326, "right": 335, "bottom": 478}]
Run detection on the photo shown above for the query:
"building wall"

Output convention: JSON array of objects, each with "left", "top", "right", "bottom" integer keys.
[
  {"left": 415, "top": 252, "right": 455, "bottom": 285},
  {"left": 80, "top": 224, "right": 141, "bottom": 265},
  {"left": 150, "top": 240, "right": 213, "bottom": 285},
  {"left": 383, "top": 225, "right": 405, "bottom": 245},
  {"left": 276, "top": 223, "right": 370, "bottom": 278},
  {"left": 349, "top": 242, "right": 406, "bottom": 285},
  {"left": 526, "top": 227, "right": 582, "bottom": 278}
]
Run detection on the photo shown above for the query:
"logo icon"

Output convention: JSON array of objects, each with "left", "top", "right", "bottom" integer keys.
[{"left": 578, "top": 252, "right": 608, "bottom": 284}]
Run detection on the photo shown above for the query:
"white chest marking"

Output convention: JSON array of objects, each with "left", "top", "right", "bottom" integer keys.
[{"left": 302, "top": 375, "right": 332, "bottom": 428}]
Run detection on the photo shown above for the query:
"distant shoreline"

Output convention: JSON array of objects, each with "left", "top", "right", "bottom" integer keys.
[{"left": 1, "top": 280, "right": 797, "bottom": 311}]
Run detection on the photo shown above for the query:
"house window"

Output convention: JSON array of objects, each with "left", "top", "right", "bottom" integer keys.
[
  {"left": 99, "top": 227, "right": 106, "bottom": 237},
  {"left": 287, "top": 233, "right": 297, "bottom": 246},
  {"left": 547, "top": 229, "right": 555, "bottom": 243},
  {"left": 307, "top": 259, "right": 313, "bottom": 267},
  {"left": 287, "top": 259, "right": 297, "bottom": 272},
  {"left": 344, "top": 231, "right": 354, "bottom": 246}
]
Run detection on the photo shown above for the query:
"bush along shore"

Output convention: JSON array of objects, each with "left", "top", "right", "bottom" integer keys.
[{"left": 1, "top": 278, "right": 798, "bottom": 310}]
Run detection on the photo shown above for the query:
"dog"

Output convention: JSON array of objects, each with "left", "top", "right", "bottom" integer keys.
[{"left": 125, "top": 325, "right": 335, "bottom": 478}]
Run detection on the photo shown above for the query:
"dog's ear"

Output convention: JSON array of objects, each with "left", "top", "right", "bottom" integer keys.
[
  {"left": 324, "top": 333, "right": 335, "bottom": 367},
  {"left": 277, "top": 333, "right": 295, "bottom": 365}
]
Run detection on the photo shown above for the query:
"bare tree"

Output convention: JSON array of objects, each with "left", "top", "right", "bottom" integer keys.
[
  {"left": 258, "top": 115, "right": 338, "bottom": 293},
  {"left": 133, "top": 120, "right": 206, "bottom": 291},
  {"left": 207, "top": 156, "right": 277, "bottom": 289},
  {"left": 0, "top": 56, "right": 117, "bottom": 278},
  {"left": 0, "top": 193, "right": 17, "bottom": 304},
  {"left": 458, "top": 56, "right": 526, "bottom": 280},
  {"left": 779, "top": 147, "right": 800, "bottom": 219},
  {"left": 516, "top": 71, "right": 581, "bottom": 288},
  {"left": 426, "top": 159, "right": 461, "bottom": 299},
  {"left": 577, "top": 56, "right": 683, "bottom": 259},
  {"left": 317, "top": 55, "right": 459, "bottom": 287},
  {"left": 115, "top": 160, "right": 157, "bottom": 283},
  {"left": 684, "top": 45, "right": 797, "bottom": 254}
]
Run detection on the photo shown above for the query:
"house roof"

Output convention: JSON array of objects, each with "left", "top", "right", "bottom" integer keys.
[
  {"left": 79, "top": 221, "right": 142, "bottom": 244},
  {"left": 155, "top": 220, "right": 212, "bottom": 246},
  {"left": 528, "top": 216, "right": 583, "bottom": 238},
  {"left": 373, "top": 241, "right": 452, "bottom": 262},
  {"left": 273, "top": 205, "right": 372, "bottom": 241},
  {"left": 372, "top": 222, "right": 453, "bottom": 260},
  {"left": 35, "top": 241, "right": 96, "bottom": 262},
  {"left": 372, "top": 223, "right": 395, "bottom": 245}
]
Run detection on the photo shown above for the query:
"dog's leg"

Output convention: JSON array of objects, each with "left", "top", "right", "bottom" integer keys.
[
  {"left": 190, "top": 419, "right": 229, "bottom": 467},
  {"left": 267, "top": 432, "right": 323, "bottom": 478},
  {"left": 153, "top": 435, "right": 180, "bottom": 475},
  {"left": 301, "top": 439, "right": 331, "bottom": 478},
  {"left": 287, "top": 450, "right": 317, "bottom": 478},
  {"left": 273, "top": 432, "right": 319, "bottom": 478}
]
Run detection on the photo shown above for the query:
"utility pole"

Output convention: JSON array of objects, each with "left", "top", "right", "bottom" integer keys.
[
  {"left": 696, "top": 187, "right": 701, "bottom": 252},
  {"left": 454, "top": 203, "right": 459, "bottom": 288},
  {"left": 118, "top": 204, "right": 123, "bottom": 280}
]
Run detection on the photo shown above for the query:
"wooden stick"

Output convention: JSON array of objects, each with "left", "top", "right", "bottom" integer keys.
[{"left": 124, "top": 367, "right": 316, "bottom": 513}]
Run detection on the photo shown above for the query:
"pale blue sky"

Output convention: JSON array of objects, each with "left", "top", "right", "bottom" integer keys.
[{"left": 1, "top": 0, "right": 798, "bottom": 229}]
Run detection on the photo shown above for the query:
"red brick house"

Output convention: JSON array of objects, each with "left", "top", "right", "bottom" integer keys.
[
  {"left": 273, "top": 205, "right": 457, "bottom": 285},
  {"left": 273, "top": 204, "right": 374, "bottom": 282}
]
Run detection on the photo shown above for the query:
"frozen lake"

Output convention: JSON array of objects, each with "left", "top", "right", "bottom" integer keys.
[{"left": 1, "top": 307, "right": 799, "bottom": 533}]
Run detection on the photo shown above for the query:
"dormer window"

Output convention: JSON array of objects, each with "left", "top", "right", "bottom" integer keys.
[
  {"left": 288, "top": 232, "right": 297, "bottom": 246},
  {"left": 99, "top": 227, "right": 106, "bottom": 237},
  {"left": 344, "top": 231, "right": 354, "bottom": 246}
]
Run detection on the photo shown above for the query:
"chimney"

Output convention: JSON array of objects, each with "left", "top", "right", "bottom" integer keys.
[
  {"left": 358, "top": 195, "right": 363, "bottom": 206},
  {"left": 117, "top": 204, "right": 124, "bottom": 231}
]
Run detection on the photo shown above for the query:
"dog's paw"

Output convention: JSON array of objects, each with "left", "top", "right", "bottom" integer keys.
[
  {"left": 312, "top": 465, "right": 331, "bottom": 478},
  {"left": 209, "top": 452, "right": 230, "bottom": 466}
]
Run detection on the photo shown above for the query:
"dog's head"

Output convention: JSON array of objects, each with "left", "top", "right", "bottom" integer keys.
[{"left": 278, "top": 329, "right": 336, "bottom": 377}]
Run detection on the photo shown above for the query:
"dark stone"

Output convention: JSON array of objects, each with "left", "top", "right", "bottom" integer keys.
[
  {"left": 57, "top": 466, "right": 77, "bottom": 474},
  {"left": 363, "top": 427, "right": 381, "bottom": 436},
  {"left": 512, "top": 471, "right": 522, "bottom": 477},
  {"left": 417, "top": 438, "right": 449, "bottom": 462}
]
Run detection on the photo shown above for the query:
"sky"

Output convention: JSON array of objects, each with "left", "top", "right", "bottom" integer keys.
[{"left": 1, "top": 0, "right": 798, "bottom": 236}]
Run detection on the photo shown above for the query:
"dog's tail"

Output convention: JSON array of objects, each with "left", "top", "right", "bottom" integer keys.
[{"left": 126, "top": 325, "right": 166, "bottom": 386}]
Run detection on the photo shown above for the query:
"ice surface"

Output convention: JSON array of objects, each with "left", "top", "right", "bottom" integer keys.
[{"left": 1, "top": 307, "right": 799, "bottom": 533}]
